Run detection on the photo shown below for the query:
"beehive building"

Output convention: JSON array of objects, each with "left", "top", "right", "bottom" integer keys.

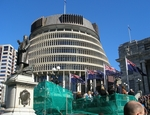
[{"left": 28, "top": 14, "right": 109, "bottom": 92}]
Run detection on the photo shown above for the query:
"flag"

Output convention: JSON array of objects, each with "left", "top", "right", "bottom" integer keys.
[
  {"left": 87, "top": 70, "right": 95, "bottom": 79},
  {"left": 87, "top": 70, "right": 104, "bottom": 80},
  {"left": 126, "top": 58, "right": 147, "bottom": 76},
  {"left": 126, "top": 59, "right": 138, "bottom": 72},
  {"left": 71, "top": 74, "right": 85, "bottom": 83},
  {"left": 95, "top": 70, "right": 104, "bottom": 79},
  {"left": 105, "top": 65, "right": 116, "bottom": 75},
  {"left": 105, "top": 65, "right": 122, "bottom": 77},
  {"left": 136, "top": 67, "right": 147, "bottom": 76}
]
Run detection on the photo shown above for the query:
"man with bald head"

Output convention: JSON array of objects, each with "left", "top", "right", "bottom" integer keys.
[{"left": 124, "top": 101, "right": 146, "bottom": 115}]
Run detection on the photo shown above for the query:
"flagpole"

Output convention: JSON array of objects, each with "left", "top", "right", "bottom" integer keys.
[
  {"left": 69, "top": 72, "right": 71, "bottom": 90},
  {"left": 64, "top": 0, "right": 66, "bottom": 14},
  {"left": 103, "top": 63, "right": 107, "bottom": 90},
  {"left": 93, "top": 70, "right": 97, "bottom": 92},
  {"left": 128, "top": 25, "right": 132, "bottom": 43},
  {"left": 85, "top": 68, "right": 87, "bottom": 93},
  {"left": 125, "top": 56, "right": 130, "bottom": 91},
  {"left": 103, "top": 64, "right": 106, "bottom": 86}
]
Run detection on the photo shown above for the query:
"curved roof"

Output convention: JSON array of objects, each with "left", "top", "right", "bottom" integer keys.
[{"left": 31, "top": 14, "right": 96, "bottom": 32}]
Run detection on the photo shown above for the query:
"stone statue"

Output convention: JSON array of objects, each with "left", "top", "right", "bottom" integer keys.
[{"left": 16, "top": 35, "right": 30, "bottom": 74}]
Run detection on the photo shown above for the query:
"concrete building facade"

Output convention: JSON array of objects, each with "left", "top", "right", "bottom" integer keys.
[
  {"left": 28, "top": 14, "right": 110, "bottom": 92},
  {"left": 0, "top": 44, "right": 17, "bottom": 105},
  {"left": 116, "top": 38, "right": 150, "bottom": 94}
]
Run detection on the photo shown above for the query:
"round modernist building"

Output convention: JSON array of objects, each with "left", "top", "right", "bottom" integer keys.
[{"left": 28, "top": 14, "right": 109, "bottom": 92}]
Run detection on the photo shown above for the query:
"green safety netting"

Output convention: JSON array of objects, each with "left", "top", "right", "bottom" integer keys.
[
  {"left": 73, "top": 93, "right": 137, "bottom": 115},
  {"left": 34, "top": 81, "right": 73, "bottom": 115},
  {"left": 34, "top": 81, "right": 137, "bottom": 115}
]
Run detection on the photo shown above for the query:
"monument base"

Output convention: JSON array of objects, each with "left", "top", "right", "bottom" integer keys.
[
  {"left": 2, "top": 74, "right": 37, "bottom": 115},
  {"left": 2, "top": 108, "right": 36, "bottom": 115}
]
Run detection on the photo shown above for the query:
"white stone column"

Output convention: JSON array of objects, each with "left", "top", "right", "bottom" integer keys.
[
  {"left": 69, "top": 71, "right": 71, "bottom": 90},
  {"left": 46, "top": 74, "right": 49, "bottom": 81},
  {"left": 77, "top": 72, "right": 81, "bottom": 92},
  {"left": 90, "top": 80, "right": 92, "bottom": 91},
  {"left": 93, "top": 79, "right": 96, "bottom": 92},
  {"left": 63, "top": 71, "right": 65, "bottom": 88}
]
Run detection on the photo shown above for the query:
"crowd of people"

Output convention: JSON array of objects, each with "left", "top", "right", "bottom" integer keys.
[
  {"left": 138, "top": 94, "right": 150, "bottom": 114},
  {"left": 76, "top": 84, "right": 135, "bottom": 100},
  {"left": 74, "top": 84, "right": 150, "bottom": 114}
]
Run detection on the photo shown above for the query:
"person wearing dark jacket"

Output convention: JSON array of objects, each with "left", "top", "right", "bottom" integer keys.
[
  {"left": 116, "top": 84, "right": 122, "bottom": 94},
  {"left": 128, "top": 89, "right": 135, "bottom": 96},
  {"left": 108, "top": 85, "right": 115, "bottom": 95},
  {"left": 99, "top": 85, "right": 109, "bottom": 96}
]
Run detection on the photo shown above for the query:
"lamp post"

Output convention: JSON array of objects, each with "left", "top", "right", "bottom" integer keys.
[
  {"left": 52, "top": 66, "right": 60, "bottom": 85},
  {"left": 124, "top": 82, "right": 128, "bottom": 90},
  {"left": 137, "top": 78, "right": 141, "bottom": 91}
]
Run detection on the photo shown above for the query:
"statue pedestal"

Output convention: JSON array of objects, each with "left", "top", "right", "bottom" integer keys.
[{"left": 2, "top": 74, "right": 37, "bottom": 115}]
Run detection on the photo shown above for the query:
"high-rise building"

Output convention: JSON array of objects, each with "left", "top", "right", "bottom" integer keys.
[
  {"left": 28, "top": 14, "right": 109, "bottom": 92},
  {"left": 0, "top": 44, "right": 17, "bottom": 104},
  {"left": 116, "top": 38, "right": 150, "bottom": 94}
]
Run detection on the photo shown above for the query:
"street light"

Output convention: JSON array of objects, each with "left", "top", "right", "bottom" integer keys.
[
  {"left": 52, "top": 66, "right": 60, "bottom": 85},
  {"left": 137, "top": 78, "right": 141, "bottom": 90},
  {"left": 124, "top": 82, "right": 128, "bottom": 91},
  {"left": 124, "top": 82, "right": 128, "bottom": 86}
]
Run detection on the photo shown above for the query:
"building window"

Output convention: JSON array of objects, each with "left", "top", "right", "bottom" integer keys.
[
  {"left": 3, "top": 52, "right": 8, "bottom": 54},
  {"left": 2, "top": 60, "right": 7, "bottom": 62},
  {"left": 4, "top": 46, "right": 8, "bottom": 51},
  {"left": 2, "top": 56, "right": 7, "bottom": 58},
  {"left": 10, "top": 47, "right": 13, "bottom": 52},
  {"left": 0, "top": 71, "right": 5, "bottom": 73},
  {"left": 1, "top": 67, "right": 6, "bottom": 69},
  {"left": 8, "top": 64, "right": 11, "bottom": 67},
  {"left": 1, "top": 63, "right": 6, "bottom": 65},
  {"left": 0, "top": 74, "right": 5, "bottom": 76},
  {"left": 144, "top": 43, "right": 150, "bottom": 50}
]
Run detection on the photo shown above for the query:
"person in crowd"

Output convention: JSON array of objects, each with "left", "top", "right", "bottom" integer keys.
[
  {"left": 116, "top": 84, "right": 122, "bottom": 94},
  {"left": 99, "top": 85, "right": 109, "bottom": 96},
  {"left": 86, "top": 91, "right": 93, "bottom": 100},
  {"left": 83, "top": 91, "right": 93, "bottom": 102},
  {"left": 76, "top": 92, "right": 83, "bottom": 99},
  {"left": 128, "top": 89, "right": 135, "bottom": 96},
  {"left": 83, "top": 93, "right": 88, "bottom": 98},
  {"left": 124, "top": 101, "right": 145, "bottom": 115},
  {"left": 108, "top": 85, "right": 116, "bottom": 95},
  {"left": 93, "top": 90, "right": 99, "bottom": 96},
  {"left": 122, "top": 85, "right": 128, "bottom": 94}
]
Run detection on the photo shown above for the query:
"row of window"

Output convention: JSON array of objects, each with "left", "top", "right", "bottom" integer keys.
[
  {"left": 30, "top": 32, "right": 100, "bottom": 46},
  {"left": 30, "top": 39, "right": 102, "bottom": 53},
  {"left": 0, "top": 74, "right": 5, "bottom": 76},
  {"left": 0, "top": 71, "right": 6, "bottom": 73},
  {"left": 33, "top": 63, "right": 103, "bottom": 72},
  {"left": 1, "top": 63, "right": 14, "bottom": 67},
  {"left": 2, "top": 59, "right": 12, "bottom": 63},
  {"left": 0, "top": 67, "right": 11, "bottom": 70},
  {"left": 29, "top": 55, "right": 106, "bottom": 65},
  {"left": 31, "top": 28, "right": 98, "bottom": 40},
  {"left": 29, "top": 47, "right": 106, "bottom": 60}
]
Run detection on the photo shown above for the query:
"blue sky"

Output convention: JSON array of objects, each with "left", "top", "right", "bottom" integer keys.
[{"left": 1, "top": 0, "right": 150, "bottom": 70}]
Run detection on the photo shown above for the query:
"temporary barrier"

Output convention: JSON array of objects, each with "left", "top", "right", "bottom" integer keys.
[
  {"left": 73, "top": 93, "right": 137, "bottom": 115},
  {"left": 34, "top": 81, "right": 137, "bottom": 115},
  {"left": 34, "top": 81, "right": 73, "bottom": 115}
]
